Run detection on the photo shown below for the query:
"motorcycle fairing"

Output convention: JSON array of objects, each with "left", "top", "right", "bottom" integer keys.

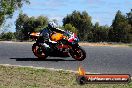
[{"left": 50, "top": 33, "right": 63, "bottom": 41}]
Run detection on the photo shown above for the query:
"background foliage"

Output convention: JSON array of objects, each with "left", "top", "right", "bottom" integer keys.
[{"left": 0, "top": 0, "right": 132, "bottom": 43}]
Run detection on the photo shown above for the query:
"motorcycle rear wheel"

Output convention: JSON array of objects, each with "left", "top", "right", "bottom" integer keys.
[{"left": 32, "top": 43, "right": 48, "bottom": 60}]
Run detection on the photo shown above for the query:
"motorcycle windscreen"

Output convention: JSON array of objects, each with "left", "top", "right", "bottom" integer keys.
[{"left": 50, "top": 33, "right": 63, "bottom": 41}]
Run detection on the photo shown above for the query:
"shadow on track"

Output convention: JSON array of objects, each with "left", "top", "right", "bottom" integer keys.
[{"left": 10, "top": 58, "right": 76, "bottom": 62}]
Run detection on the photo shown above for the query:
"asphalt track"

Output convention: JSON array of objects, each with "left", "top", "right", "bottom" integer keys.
[{"left": 0, "top": 41, "right": 132, "bottom": 75}]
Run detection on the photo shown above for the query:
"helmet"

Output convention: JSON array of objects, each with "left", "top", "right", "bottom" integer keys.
[{"left": 48, "top": 22, "right": 57, "bottom": 28}]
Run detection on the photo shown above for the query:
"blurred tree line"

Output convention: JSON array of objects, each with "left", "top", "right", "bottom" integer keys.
[
  {"left": 63, "top": 10, "right": 132, "bottom": 43},
  {"left": 0, "top": 0, "right": 30, "bottom": 40},
  {"left": 0, "top": 0, "right": 30, "bottom": 27},
  {"left": 0, "top": 0, "right": 132, "bottom": 43},
  {"left": 15, "top": 13, "right": 48, "bottom": 40},
  {"left": 108, "top": 10, "right": 132, "bottom": 43}
]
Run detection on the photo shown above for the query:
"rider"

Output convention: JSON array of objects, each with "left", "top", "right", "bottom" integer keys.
[{"left": 39, "top": 21, "right": 65, "bottom": 48}]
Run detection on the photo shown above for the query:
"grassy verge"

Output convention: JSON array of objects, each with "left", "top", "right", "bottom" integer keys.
[
  {"left": 128, "top": 44, "right": 132, "bottom": 47},
  {"left": 0, "top": 65, "right": 131, "bottom": 88}
]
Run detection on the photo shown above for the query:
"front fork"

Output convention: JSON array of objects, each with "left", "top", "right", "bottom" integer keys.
[
  {"left": 68, "top": 43, "right": 80, "bottom": 54},
  {"left": 70, "top": 43, "right": 80, "bottom": 49}
]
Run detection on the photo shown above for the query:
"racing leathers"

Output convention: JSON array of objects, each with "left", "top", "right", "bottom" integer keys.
[{"left": 39, "top": 27, "right": 65, "bottom": 49}]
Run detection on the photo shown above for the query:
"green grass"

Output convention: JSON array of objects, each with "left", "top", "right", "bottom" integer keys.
[
  {"left": 128, "top": 44, "right": 132, "bottom": 47},
  {"left": 0, "top": 65, "right": 131, "bottom": 88}
]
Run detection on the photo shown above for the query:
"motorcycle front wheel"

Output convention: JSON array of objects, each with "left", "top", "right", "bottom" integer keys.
[
  {"left": 70, "top": 46, "right": 86, "bottom": 61},
  {"left": 32, "top": 43, "right": 48, "bottom": 60}
]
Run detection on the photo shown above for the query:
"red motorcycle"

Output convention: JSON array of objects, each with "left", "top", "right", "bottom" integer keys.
[{"left": 30, "top": 30, "right": 86, "bottom": 61}]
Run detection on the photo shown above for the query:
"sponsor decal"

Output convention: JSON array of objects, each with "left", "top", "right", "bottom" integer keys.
[{"left": 77, "top": 66, "right": 131, "bottom": 85}]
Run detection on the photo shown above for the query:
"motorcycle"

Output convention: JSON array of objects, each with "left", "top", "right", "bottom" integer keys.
[{"left": 30, "top": 30, "right": 86, "bottom": 61}]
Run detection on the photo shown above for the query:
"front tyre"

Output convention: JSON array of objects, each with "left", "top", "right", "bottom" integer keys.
[
  {"left": 32, "top": 43, "right": 48, "bottom": 60},
  {"left": 70, "top": 46, "right": 86, "bottom": 61}
]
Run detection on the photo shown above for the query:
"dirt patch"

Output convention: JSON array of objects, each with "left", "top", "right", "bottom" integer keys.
[
  {"left": 79, "top": 42, "right": 130, "bottom": 47},
  {"left": 79, "top": 42, "right": 112, "bottom": 46}
]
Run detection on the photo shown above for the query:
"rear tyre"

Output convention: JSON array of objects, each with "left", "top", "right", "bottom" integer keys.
[
  {"left": 32, "top": 43, "right": 48, "bottom": 60},
  {"left": 70, "top": 46, "right": 86, "bottom": 61}
]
